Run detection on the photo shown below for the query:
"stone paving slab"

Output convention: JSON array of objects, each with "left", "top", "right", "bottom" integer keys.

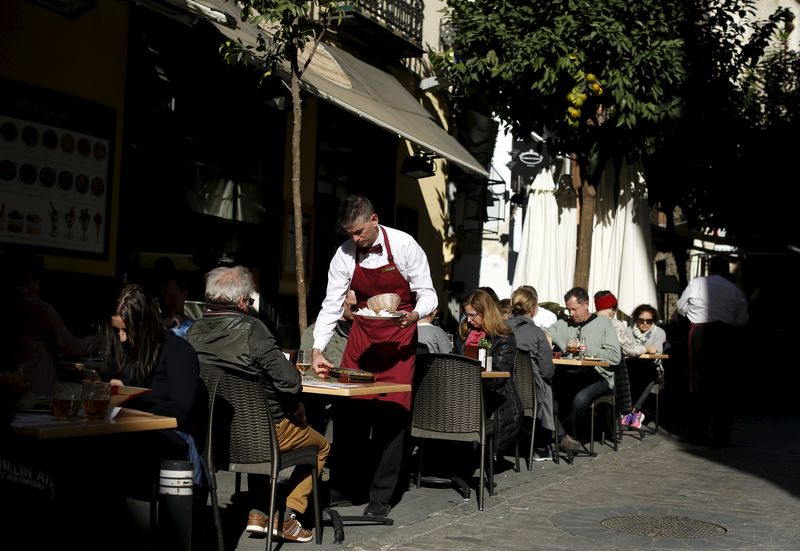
[{"left": 202, "top": 412, "right": 800, "bottom": 551}]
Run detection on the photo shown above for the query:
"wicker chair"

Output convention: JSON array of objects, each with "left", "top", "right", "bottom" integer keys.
[
  {"left": 411, "top": 353, "right": 494, "bottom": 511},
  {"left": 512, "top": 349, "right": 538, "bottom": 471},
  {"left": 199, "top": 364, "right": 322, "bottom": 551}
]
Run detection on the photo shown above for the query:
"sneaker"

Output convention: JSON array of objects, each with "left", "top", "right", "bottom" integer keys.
[
  {"left": 631, "top": 412, "right": 645, "bottom": 429},
  {"left": 532, "top": 446, "right": 553, "bottom": 462},
  {"left": 620, "top": 413, "right": 634, "bottom": 426},
  {"left": 274, "top": 512, "right": 313, "bottom": 542},
  {"left": 246, "top": 509, "right": 269, "bottom": 534}
]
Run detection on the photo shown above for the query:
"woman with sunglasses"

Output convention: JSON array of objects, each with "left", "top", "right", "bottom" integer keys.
[
  {"left": 454, "top": 288, "right": 521, "bottom": 457},
  {"left": 625, "top": 304, "right": 668, "bottom": 425}
]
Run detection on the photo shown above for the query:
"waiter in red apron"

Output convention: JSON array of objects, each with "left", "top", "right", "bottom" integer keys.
[{"left": 312, "top": 195, "right": 437, "bottom": 518}]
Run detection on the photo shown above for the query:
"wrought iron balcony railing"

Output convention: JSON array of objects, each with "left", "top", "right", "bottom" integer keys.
[{"left": 334, "top": 0, "right": 424, "bottom": 50}]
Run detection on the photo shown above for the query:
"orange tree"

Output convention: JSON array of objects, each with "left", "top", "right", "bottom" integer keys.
[{"left": 436, "top": 0, "right": 790, "bottom": 287}]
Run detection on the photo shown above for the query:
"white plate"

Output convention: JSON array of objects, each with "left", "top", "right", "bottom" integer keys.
[{"left": 355, "top": 312, "right": 404, "bottom": 319}]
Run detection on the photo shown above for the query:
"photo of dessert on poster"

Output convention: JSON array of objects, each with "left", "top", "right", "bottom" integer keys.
[{"left": 0, "top": 114, "right": 110, "bottom": 255}]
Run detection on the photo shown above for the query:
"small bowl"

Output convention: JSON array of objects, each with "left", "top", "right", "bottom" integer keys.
[{"left": 367, "top": 293, "right": 401, "bottom": 314}]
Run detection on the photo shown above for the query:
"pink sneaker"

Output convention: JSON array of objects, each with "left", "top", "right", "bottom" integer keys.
[
  {"left": 621, "top": 413, "right": 634, "bottom": 426},
  {"left": 631, "top": 412, "right": 645, "bottom": 429}
]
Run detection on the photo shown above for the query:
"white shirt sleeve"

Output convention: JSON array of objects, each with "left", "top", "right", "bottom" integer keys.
[
  {"left": 387, "top": 227, "right": 437, "bottom": 319},
  {"left": 312, "top": 247, "right": 352, "bottom": 352}
]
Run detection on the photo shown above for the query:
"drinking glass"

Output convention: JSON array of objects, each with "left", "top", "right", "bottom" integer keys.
[
  {"left": 296, "top": 350, "right": 311, "bottom": 378},
  {"left": 81, "top": 380, "right": 111, "bottom": 419},
  {"left": 52, "top": 382, "right": 81, "bottom": 420},
  {"left": 565, "top": 337, "right": 580, "bottom": 359}
]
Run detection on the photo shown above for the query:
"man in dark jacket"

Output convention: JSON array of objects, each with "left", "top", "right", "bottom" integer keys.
[{"left": 187, "top": 265, "right": 329, "bottom": 543}]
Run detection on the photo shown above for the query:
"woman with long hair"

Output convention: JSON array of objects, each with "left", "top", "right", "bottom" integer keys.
[
  {"left": 108, "top": 284, "right": 203, "bottom": 487},
  {"left": 454, "top": 288, "right": 521, "bottom": 455}
]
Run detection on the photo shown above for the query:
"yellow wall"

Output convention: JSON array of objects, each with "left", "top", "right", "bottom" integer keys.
[{"left": 0, "top": 1, "right": 129, "bottom": 276}]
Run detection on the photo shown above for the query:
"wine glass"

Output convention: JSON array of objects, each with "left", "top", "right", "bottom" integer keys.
[
  {"left": 296, "top": 350, "right": 311, "bottom": 378},
  {"left": 565, "top": 337, "right": 580, "bottom": 359}
]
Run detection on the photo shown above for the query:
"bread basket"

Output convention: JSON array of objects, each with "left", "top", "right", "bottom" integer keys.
[{"left": 367, "top": 293, "right": 401, "bottom": 314}]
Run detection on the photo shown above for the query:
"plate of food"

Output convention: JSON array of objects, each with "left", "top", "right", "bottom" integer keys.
[
  {"left": 328, "top": 367, "right": 375, "bottom": 383},
  {"left": 355, "top": 311, "right": 404, "bottom": 319}
]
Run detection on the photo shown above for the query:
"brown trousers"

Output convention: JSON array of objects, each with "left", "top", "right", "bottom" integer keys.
[{"left": 276, "top": 417, "right": 330, "bottom": 513}]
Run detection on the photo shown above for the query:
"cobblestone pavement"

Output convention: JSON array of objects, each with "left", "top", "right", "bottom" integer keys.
[{"left": 211, "top": 409, "right": 800, "bottom": 551}]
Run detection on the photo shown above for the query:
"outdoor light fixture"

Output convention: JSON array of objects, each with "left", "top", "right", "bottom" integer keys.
[{"left": 400, "top": 153, "right": 437, "bottom": 179}]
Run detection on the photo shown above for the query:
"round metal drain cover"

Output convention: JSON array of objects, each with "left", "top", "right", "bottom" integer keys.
[{"left": 600, "top": 515, "right": 727, "bottom": 538}]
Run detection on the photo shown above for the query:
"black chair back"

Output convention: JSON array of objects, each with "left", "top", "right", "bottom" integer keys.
[
  {"left": 199, "top": 363, "right": 322, "bottom": 550},
  {"left": 511, "top": 349, "right": 538, "bottom": 470},
  {"left": 411, "top": 353, "right": 493, "bottom": 510}
]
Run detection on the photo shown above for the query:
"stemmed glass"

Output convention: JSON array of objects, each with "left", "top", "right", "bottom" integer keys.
[
  {"left": 296, "top": 350, "right": 311, "bottom": 378},
  {"left": 565, "top": 338, "right": 580, "bottom": 359}
]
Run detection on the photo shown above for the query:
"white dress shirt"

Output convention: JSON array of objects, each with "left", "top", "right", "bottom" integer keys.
[
  {"left": 676, "top": 274, "right": 749, "bottom": 326},
  {"left": 313, "top": 225, "right": 437, "bottom": 352}
]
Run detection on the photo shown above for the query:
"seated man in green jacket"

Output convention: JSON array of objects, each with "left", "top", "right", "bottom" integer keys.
[{"left": 545, "top": 287, "right": 621, "bottom": 452}]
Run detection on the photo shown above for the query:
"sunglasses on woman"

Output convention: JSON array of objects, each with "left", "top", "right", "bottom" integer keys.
[{"left": 636, "top": 317, "right": 654, "bottom": 325}]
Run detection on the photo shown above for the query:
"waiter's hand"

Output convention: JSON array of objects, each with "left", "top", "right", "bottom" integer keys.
[
  {"left": 312, "top": 348, "right": 333, "bottom": 378},
  {"left": 399, "top": 310, "right": 420, "bottom": 328}
]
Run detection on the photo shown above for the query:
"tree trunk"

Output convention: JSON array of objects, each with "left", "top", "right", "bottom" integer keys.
[
  {"left": 573, "top": 161, "right": 596, "bottom": 290},
  {"left": 291, "top": 50, "right": 307, "bottom": 335}
]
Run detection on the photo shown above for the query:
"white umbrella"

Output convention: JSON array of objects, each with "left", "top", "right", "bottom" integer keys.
[
  {"left": 589, "top": 160, "right": 658, "bottom": 316},
  {"left": 512, "top": 167, "right": 578, "bottom": 305}
]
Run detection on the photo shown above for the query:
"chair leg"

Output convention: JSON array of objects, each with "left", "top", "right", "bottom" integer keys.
[
  {"left": 513, "top": 439, "right": 521, "bottom": 473},
  {"left": 589, "top": 402, "right": 596, "bottom": 456},
  {"left": 266, "top": 475, "right": 279, "bottom": 551},
  {"left": 611, "top": 396, "right": 618, "bottom": 451},
  {"left": 208, "top": 471, "right": 225, "bottom": 551},
  {"left": 487, "top": 439, "right": 495, "bottom": 497},
  {"left": 654, "top": 384, "right": 660, "bottom": 434},
  {"left": 477, "top": 440, "right": 485, "bottom": 511},
  {"left": 527, "top": 417, "right": 536, "bottom": 471},
  {"left": 416, "top": 440, "right": 424, "bottom": 489},
  {"left": 311, "top": 467, "right": 322, "bottom": 544}
]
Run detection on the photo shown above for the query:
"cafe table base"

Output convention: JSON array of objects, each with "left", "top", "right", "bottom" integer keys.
[{"left": 323, "top": 508, "right": 394, "bottom": 544}]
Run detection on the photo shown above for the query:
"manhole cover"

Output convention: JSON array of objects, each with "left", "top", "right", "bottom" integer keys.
[{"left": 600, "top": 515, "right": 727, "bottom": 538}]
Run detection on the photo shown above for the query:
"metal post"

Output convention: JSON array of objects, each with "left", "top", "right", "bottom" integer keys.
[{"left": 158, "top": 460, "right": 193, "bottom": 551}]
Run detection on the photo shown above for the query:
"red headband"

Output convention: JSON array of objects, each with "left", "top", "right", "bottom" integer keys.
[{"left": 594, "top": 293, "right": 617, "bottom": 311}]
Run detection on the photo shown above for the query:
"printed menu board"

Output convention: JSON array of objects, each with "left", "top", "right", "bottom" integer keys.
[{"left": 0, "top": 79, "right": 114, "bottom": 257}]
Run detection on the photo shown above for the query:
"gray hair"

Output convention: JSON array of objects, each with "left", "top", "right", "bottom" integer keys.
[
  {"left": 338, "top": 195, "right": 375, "bottom": 228},
  {"left": 204, "top": 265, "right": 254, "bottom": 304},
  {"left": 564, "top": 287, "right": 589, "bottom": 304}
]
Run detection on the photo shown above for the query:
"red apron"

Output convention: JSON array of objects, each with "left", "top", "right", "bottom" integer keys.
[{"left": 340, "top": 227, "right": 417, "bottom": 410}]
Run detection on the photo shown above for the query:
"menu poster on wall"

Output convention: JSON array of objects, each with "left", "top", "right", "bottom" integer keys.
[{"left": 0, "top": 79, "right": 114, "bottom": 257}]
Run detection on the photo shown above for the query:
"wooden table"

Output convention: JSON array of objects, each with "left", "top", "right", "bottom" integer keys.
[
  {"left": 481, "top": 370, "right": 511, "bottom": 378},
  {"left": 302, "top": 379, "right": 412, "bottom": 397},
  {"left": 10, "top": 408, "right": 177, "bottom": 440},
  {"left": 639, "top": 353, "right": 669, "bottom": 360}
]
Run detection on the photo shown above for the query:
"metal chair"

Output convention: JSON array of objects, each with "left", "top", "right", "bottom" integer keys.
[
  {"left": 512, "top": 349, "right": 538, "bottom": 471},
  {"left": 411, "top": 353, "right": 494, "bottom": 511},
  {"left": 589, "top": 362, "right": 631, "bottom": 455},
  {"left": 199, "top": 364, "right": 323, "bottom": 551}
]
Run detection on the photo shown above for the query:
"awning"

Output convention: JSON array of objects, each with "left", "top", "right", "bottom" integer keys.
[{"left": 142, "top": 0, "right": 489, "bottom": 177}]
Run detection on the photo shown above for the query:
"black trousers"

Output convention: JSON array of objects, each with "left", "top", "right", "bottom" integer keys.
[
  {"left": 688, "top": 322, "right": 741, "bottom": 443},
  {"left": 328, "top": 399, "right": 409, "bottom": 505}
]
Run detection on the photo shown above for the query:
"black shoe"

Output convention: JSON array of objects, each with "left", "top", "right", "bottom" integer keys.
[
  {"left": 328, "top": 489, "right": 353, "bottom": 508},
  {"left": 363, "top": 502, "right": 391, "bottom": 517}
]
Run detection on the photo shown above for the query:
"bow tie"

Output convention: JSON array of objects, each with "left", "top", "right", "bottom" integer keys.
[{"left": 362, "top": 243, "right": 382, "bottom": 255}]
